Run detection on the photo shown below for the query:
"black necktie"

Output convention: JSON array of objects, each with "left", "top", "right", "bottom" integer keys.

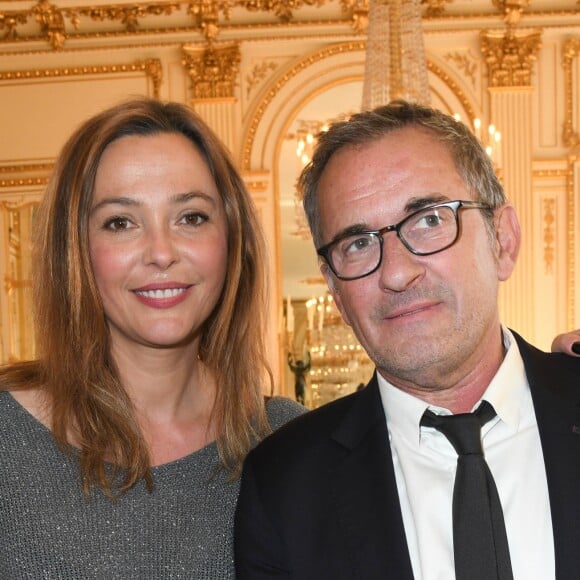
[{"left": 421, "top": 401, "right": 513, "bottom": 580}]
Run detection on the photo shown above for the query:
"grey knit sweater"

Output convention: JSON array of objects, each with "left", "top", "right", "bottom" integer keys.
[{"left": 0, "top": 391, "right": 306, "bottom": 579}]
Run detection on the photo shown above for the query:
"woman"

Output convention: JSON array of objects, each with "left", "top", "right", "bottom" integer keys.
[{"left": 0, "top": 97, "right": 304, "bottom": 578}]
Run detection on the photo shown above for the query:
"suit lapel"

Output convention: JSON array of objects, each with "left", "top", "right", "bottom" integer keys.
[
  {"left": 329, "top": 376, "right": 414, "bottom": 580},
  {"left": 515, "top": 333, "right": 580, "bottom": 580}
]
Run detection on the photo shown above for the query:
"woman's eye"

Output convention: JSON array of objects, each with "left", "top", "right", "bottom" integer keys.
[
  {"left": 103, "top": 217, "right": 131, "bottom": 231},
  {"left": 180, "top": 212, "right": 208, "bottom": 226}
]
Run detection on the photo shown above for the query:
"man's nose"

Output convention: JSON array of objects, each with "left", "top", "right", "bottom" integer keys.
[{"left": 376, "top": 232, "right": 425, "bottom": 292}]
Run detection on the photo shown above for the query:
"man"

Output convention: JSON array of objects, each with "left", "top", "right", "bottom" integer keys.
[{"left": 234, "top": 101, "right": 580, "bottom": 580}]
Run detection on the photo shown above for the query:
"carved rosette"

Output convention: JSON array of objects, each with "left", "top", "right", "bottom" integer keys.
[
  {"left": 480, "top": 29, "right": 542, "bottom": 88},
  {"left": 182, "top": 42, "right": 241, "bottom": 101}
]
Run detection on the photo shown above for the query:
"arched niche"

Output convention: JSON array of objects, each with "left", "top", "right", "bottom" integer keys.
[{"left": 239, "top": 42, "right": 482, "bottom": 391}]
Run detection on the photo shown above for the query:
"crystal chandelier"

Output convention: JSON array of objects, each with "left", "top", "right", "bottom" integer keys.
[
  {"left": 285, "top": 294, "right": 373, "bottom": 409},
  {"left": 361, "top": 0, "right": 430, "bottom": 110},
  {"left": 285, "top": 0, "right": 430, "bottom": 406}
]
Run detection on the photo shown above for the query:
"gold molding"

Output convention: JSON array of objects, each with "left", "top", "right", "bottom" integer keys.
[
  {"left": 567, "top": 154, "right": 579, "bottom": 330},
  {"left": 0, "top": 163, "right": 53, "bottom": 190},
  {"left": 182, "top": 41, "right": 240, "bottom": 101},
  {"left": 444, "top": 50, "right": 478, "bottom": 88},
  {"left": 422, "top": 0, "right": 453, "bottom": 18},
  {"left": 0, "top": 200, "right": 38, "bottom": 362},
  {"left": 0, "top": 178, "right": 49, "bottom": 188},
  {"left": 0, "top": 163, "right": 53, "bottom": 173},
  {"left": 542, "top": 197, "right": 555, "bottom": 275},
  {"left": 0, "top": 58, "right": 162, "bottom": 97},
  {"left": 491, "top": 0, "right": 530, "bottom": 27},
  {"left": 0, "top": 200, "right": 40, "bottom": 211},
  {"left": 0, "top": 7, "right": 578, "bottom": 56},
  {"left": 0, "top": 0, "right": 345, "bottom": 48},
  {"left": 245, "top": 60, "right": 279, "bottom": 100},
  {"left": 563, "top": 38, "right": 580, "bottom": 150},
  {"left": 241, "top": 40, "right": 366, "bottom": 171},
  {"left": 426, "top": 59, "right": 476, "bottom": 125},
  {"left": 480, "top": 28, "right": 542, "bottom": 88},
  {"left": 339, "top": 0, "right": 368, "bottom": 33},
  {"left": 241, "top": 41, "right": 478, "bottom": 171}
]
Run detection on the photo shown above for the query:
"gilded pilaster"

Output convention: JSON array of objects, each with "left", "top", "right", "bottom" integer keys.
[
  {"left": 244, "top": 170, "right": 281, "bottom": 385},
  {"left": 182, "top": 42, "right": 241, "bottom": 152},
  {"left": 481, "top": 27, "right": 541, "bottom": 341}
]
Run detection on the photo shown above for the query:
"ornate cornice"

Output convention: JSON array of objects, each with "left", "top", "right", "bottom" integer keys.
[
  {"left": 491, "top": 0, "right": 530, "bottom": 27},
  {"left": 0, "top": 0, "right": 352, "bottom": 48},
  {"left": 480, "top": 28, "right": 542, "bottom": 87},
  {"left": 339, "top": 0, "right": 367, "bottom": 33},
  {"left": 0, "top": 1, "right": 576, "bottom": 52},
  {"left": 182, "top": 42, "right": 240, "bottom": 101}
]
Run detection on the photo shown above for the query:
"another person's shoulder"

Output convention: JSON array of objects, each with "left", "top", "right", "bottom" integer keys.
[
  {"left": 513, "top": 331, "right": 580, "bottom": 389},
  {"left": 265, "top": 395, "right": 307, "bottom": 431}
]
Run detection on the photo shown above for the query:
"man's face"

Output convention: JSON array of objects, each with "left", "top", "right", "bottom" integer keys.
[{"left": 316, "top": 126, "right": 519, "bottom": 393}]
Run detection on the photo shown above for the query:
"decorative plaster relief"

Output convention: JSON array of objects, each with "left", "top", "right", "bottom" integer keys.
[{"left": 563, "top": 38, "right": 580, "bottom": 149}]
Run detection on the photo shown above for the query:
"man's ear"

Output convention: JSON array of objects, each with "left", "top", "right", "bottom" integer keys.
[
  {"left": 494, "top": 204, "right": 521, "bottom": 282},
  {"left": 320, "top": 263, "right": 352, "bottom": 327}
]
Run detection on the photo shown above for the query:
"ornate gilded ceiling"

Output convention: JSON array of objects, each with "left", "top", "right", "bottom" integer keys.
[{"left": 0, "top": 0, "right": 576, "bottom": 50}]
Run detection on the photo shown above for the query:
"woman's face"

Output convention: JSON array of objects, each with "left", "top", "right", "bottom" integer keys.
[{"left": 88, "top": 132, "right": 228, "bottom": 352}]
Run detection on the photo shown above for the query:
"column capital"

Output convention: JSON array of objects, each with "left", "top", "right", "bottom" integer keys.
[
  {"left": 182, "top": 42, "right": 241, "bottom": 103},
  {"left": 480, "top": 28, "right": 542, "bottom": 88}
]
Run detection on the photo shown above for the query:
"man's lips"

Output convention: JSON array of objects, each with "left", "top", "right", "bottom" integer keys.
[{"left": 384, "top": 301, "right": 440, "bottom": 320}]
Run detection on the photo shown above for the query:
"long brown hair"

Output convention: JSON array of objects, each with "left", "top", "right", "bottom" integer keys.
[{"left": 0, "top": 97, "right": 272, "bottom": 495}]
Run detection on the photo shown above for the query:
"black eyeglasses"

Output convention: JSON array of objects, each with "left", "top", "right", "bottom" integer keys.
[{"left": 317, "top": 200, "right": 492, "bottom": 281}]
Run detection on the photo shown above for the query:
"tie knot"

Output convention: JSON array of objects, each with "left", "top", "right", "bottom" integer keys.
[{"left": 421, "top": 401, "right": 497, "bottom": 456}]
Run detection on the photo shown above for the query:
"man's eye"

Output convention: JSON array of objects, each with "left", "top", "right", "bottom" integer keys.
[
  {"left": 342, "top": 235, "right": 374, "bottom": 255},
  {"left": 416, "top": 212, "right": 444, "bottom": 228}
]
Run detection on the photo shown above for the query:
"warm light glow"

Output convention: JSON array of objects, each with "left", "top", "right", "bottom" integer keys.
[
  {"left": 458, "top": 115, "right": 502, "bottom": 168},
  {"left": 285, "top": 293, "right": 373, "bottom": 408}
]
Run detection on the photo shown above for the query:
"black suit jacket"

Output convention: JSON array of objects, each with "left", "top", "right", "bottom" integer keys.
[{"left": 234, "top": 333, "right": 580, "bottom": 579}]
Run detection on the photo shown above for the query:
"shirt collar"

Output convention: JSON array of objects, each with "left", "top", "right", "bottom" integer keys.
[{"left": 377, "top": 327, "right": 530, "bottom": 447}]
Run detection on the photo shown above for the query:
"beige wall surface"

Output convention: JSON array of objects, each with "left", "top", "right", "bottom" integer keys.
[{"left": 0, "top": 0, "right": 579, "bottom": 395}]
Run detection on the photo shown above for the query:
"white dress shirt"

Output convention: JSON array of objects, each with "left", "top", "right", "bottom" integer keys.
[{"left": 377, "top": 328, "right": 555, "bottom": 580}]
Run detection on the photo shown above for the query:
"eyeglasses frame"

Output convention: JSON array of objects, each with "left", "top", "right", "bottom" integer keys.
[{"left": 317, "top": 199, "right": 493, "bottom": 281}]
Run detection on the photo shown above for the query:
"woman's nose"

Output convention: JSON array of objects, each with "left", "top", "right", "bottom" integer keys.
[{"left": 143, "top": 227, "right": 179, "bottom": 270}]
